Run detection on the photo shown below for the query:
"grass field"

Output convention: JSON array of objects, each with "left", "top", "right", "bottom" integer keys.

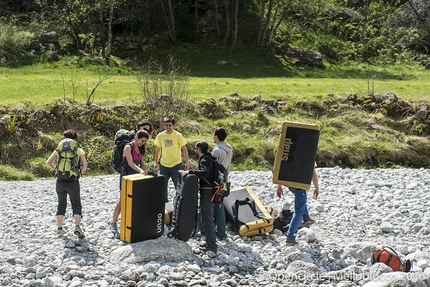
[{"left": 1, "top": 58, "right": 429, "bottom": 106}]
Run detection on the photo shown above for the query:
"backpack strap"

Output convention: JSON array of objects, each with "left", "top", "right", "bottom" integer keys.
[
  {"left": 231, "top": 197, "right": 261, "bottom": 230},
  {"left": 201, "top": 155, "right": 217, "bottom": 187}
]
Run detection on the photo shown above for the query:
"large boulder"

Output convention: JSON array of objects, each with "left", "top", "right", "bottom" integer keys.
[
  {"left": 390, "top": 0, "right": 430, "bottom": 29},
  {"left": 280, "top": 45, "right": 325, "bottom": 68},
  {"left": 110, "top": 237, "right": 195, "bottom": 263}
]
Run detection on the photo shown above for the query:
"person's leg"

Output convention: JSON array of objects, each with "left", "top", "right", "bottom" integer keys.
[
  {"left": 303, "top": 206, "right": 310, "bottom": 220},
  {"left": 74, "top": 214, "right": 81, "bottom": 226},
  {"left": 286, "top": 188, "right": 307, "bottom": 240},
  {"left": 67, "top": 180, "right": 85, "bottom": 238},
  {"left": 56, "top": 215, "right": 64, "bottom": 231},
  {"left": 110, "top": 176, "right": 122, "bottom": 236},
  {"left": 197, "top": 204, "right": 205, "bottom": 234},
  {"left": 170, "top": 163, "right": 182, "bottom": 190},
  {"left": 159, "top": 164, "right": 171, "bottom": 202},
  {"left": 67, "top": 180, "right": 82, "bottom": 222},
  {"left": 200, "top": 191, "right": 217, "bottom": 250},
  {"left": 214, "top": 203, "right": 227, "bottom": 237},
  {"left": 56, "top": 180, "right": 68, "bottom": 229},
  {"left": 112, "top": 196, "right": 121, "bottom": 224}
]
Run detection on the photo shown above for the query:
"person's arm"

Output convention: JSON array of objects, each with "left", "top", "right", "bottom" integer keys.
[
  {"left": 140, "top": 157, "right": 148, "bottom": 174},
  {"left": 154, "top": 146, "right": 161, "bottom": 171},
  {"left": 79, "top": 154, "right": 88, "bottom": 175},
  {"left": 276, "top": 184, "right": 284, "bottom": 198},
  {"left": 212, "top": 149, "right": 220, "bottom": 160},
  {"left": 312, "top": 168, "right": 319, "bottom": 198},
  {"left": 124, "top": 145, "right": 145, "bottom": 174},
  {"left": 46, "top": 151, "right": 57, "bottom": 171},
  {"left": 181, "top": 145, "right": 190, "bottom": 170},
  {"left": 183, "top": 157, "right": 209, "bottom": 178}
]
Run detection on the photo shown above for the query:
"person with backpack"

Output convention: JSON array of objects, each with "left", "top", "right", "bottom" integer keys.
[
  {"left": 154, "top": 116, "right": 190, "bottom": 202},
  {"left": 196, "top": 128, "right": 233, "bottom": 239},
  {"left": 111, "top": 120, "right": 152, "bottom": 174},
  {"left": 46, "top": 129, "right": 88, "bottom": 238},
  {"left": 212, "top": 127, "right": 233, "bottom": 239},
  {"left": 181, "top": 140, "right": 218, "bottom": 254},
  {"left": 110, "top": 130, "right": 150, "bottom": 237},
  {"left": 276, "top": 166, "right": 319, "bottom": 245}
]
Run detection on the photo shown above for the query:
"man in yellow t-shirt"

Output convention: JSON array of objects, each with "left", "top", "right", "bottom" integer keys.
[{"left": 154, "top": 116, "right": 190, "bottom": 202}]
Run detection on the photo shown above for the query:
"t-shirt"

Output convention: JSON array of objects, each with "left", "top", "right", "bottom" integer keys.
[{"left": 154, "top": 130, "right": 187, "bottom": 168}]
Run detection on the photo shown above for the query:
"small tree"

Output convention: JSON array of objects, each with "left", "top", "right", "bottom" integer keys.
[{"left": 136, "top": 55, "right": 192, "bottom": 128}]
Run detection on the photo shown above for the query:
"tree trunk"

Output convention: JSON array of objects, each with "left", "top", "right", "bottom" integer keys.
[
  {"left": 257, "top": 0, "right": 265, "bottom": 45},
  {"left": 261, "top": 0, "right": 274, "bottom": 46},
  {"left": 232, "top": 0, "right": 238, "bottom": 46},
  {"left": 213, "top": 0, "right": 220, "bottom": 36},
  {"left": 168, "top": 0, "right": 176, "bottom": 41},
  {"left": 106, "top": 0, "right": 114, "bottom": 62},
  {"left": 161, "top": 0, "right": 176, "bottom": 42},
  {"left": 268, "top": 9, "right": 285, "bottom": 44},
  {"left": 223, "top": 0, "right": 231, "bottom": 46},
  {"left": 195, "top": 0, "right": 199, "bottom": 35},
  {"left": 145, "top": 0, "right": 151, "bottom": 30},
  {"left": 100, "top": 0, "right": 106, "bottom": 58}
]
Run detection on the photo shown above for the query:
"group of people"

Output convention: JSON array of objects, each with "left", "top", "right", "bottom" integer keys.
[{"left": 45, "top": 117, "right": 319, "bottom": 253}]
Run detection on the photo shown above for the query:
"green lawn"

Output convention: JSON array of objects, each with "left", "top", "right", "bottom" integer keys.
[{"left": 1, "top": 60, "right": 429, "bottom": 107}]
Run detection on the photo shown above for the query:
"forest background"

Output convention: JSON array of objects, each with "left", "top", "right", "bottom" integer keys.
[{"left": 0, "top": 0, "right": 430, "bottom": 180}]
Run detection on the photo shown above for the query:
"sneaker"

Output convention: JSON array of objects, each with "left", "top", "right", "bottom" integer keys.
[
  {"left": 57, "top": 228, "right": 66, "bottom": 236},
  {"left": 286, "top": 238, "right": 298, "bottom": 245},
  {"left": 195, "top": 231, "right": 205, "bottom": 237},
  {"left": 217, "top": 233, "right": 227, "bottom": 240},
  {"left": 110, "top": 223, "right": 118, "bottom": 233},
  {"left": 200, "top": 244, "right": 217, "bottom": 254},
  {"left": 110, "top": 223, "right": 120, "bottom": 239},
  {"left": 303, "top": 217, "right": 315, "bottom": 226},
  {"left": 74, "top": 226, "right": 85, "bottom": 239}
]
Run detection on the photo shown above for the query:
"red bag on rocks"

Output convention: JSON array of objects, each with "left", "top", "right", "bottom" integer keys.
[{"left": 371, "top": 246, "right": 412, "bottom": 272}]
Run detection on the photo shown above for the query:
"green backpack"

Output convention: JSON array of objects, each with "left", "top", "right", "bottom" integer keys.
[{"left": 56, "top": 138, "right": 79, "bottom": 179}]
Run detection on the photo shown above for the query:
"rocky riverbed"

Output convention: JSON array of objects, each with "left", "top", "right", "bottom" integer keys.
[{"left": 1, "top": 168, "right": 430, "bottom": 287}]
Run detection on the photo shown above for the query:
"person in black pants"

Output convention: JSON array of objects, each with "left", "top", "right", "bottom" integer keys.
[
  {"left": 46, "top": 129, "right": 88, "bottom": 238},
  {"left": 182, "top": 140, "right": 218, "bottom": 254}
]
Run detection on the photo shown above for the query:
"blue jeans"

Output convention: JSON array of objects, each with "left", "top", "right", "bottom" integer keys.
[
  {"left": 159, "top": 163, "right": 182, "bottom": 203},
  {"left": 286, "top": 187, "right": 309, "bottom": 240},
  {"left": 198, "top": 203, "right": 227, "bottom": 237},
  {"left": 200, "top": 190, "right": 217, "bottom": 250}
]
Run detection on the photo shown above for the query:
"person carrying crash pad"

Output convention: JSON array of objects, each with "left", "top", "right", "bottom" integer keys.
[{"left": 276, "top": 164, "right": 319, "bottom": 245}]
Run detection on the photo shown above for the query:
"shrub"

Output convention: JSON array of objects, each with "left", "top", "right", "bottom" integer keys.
[{"left": 0, "top": 20, "right": 34, "bottom": 65}]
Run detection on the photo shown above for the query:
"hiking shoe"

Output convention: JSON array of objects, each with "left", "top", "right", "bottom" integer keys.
[
  {"left": 286, "top": 238, "right": 298, "bottom": 245},
  {"left": 303, "top": 217, "right": 315, "bottom": 226},
  {"left": 57, "top": 228, "right": 66, "bottom": 236},
  {"left": 74, "top": 226, "right": 85, "bottom": 239}
]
